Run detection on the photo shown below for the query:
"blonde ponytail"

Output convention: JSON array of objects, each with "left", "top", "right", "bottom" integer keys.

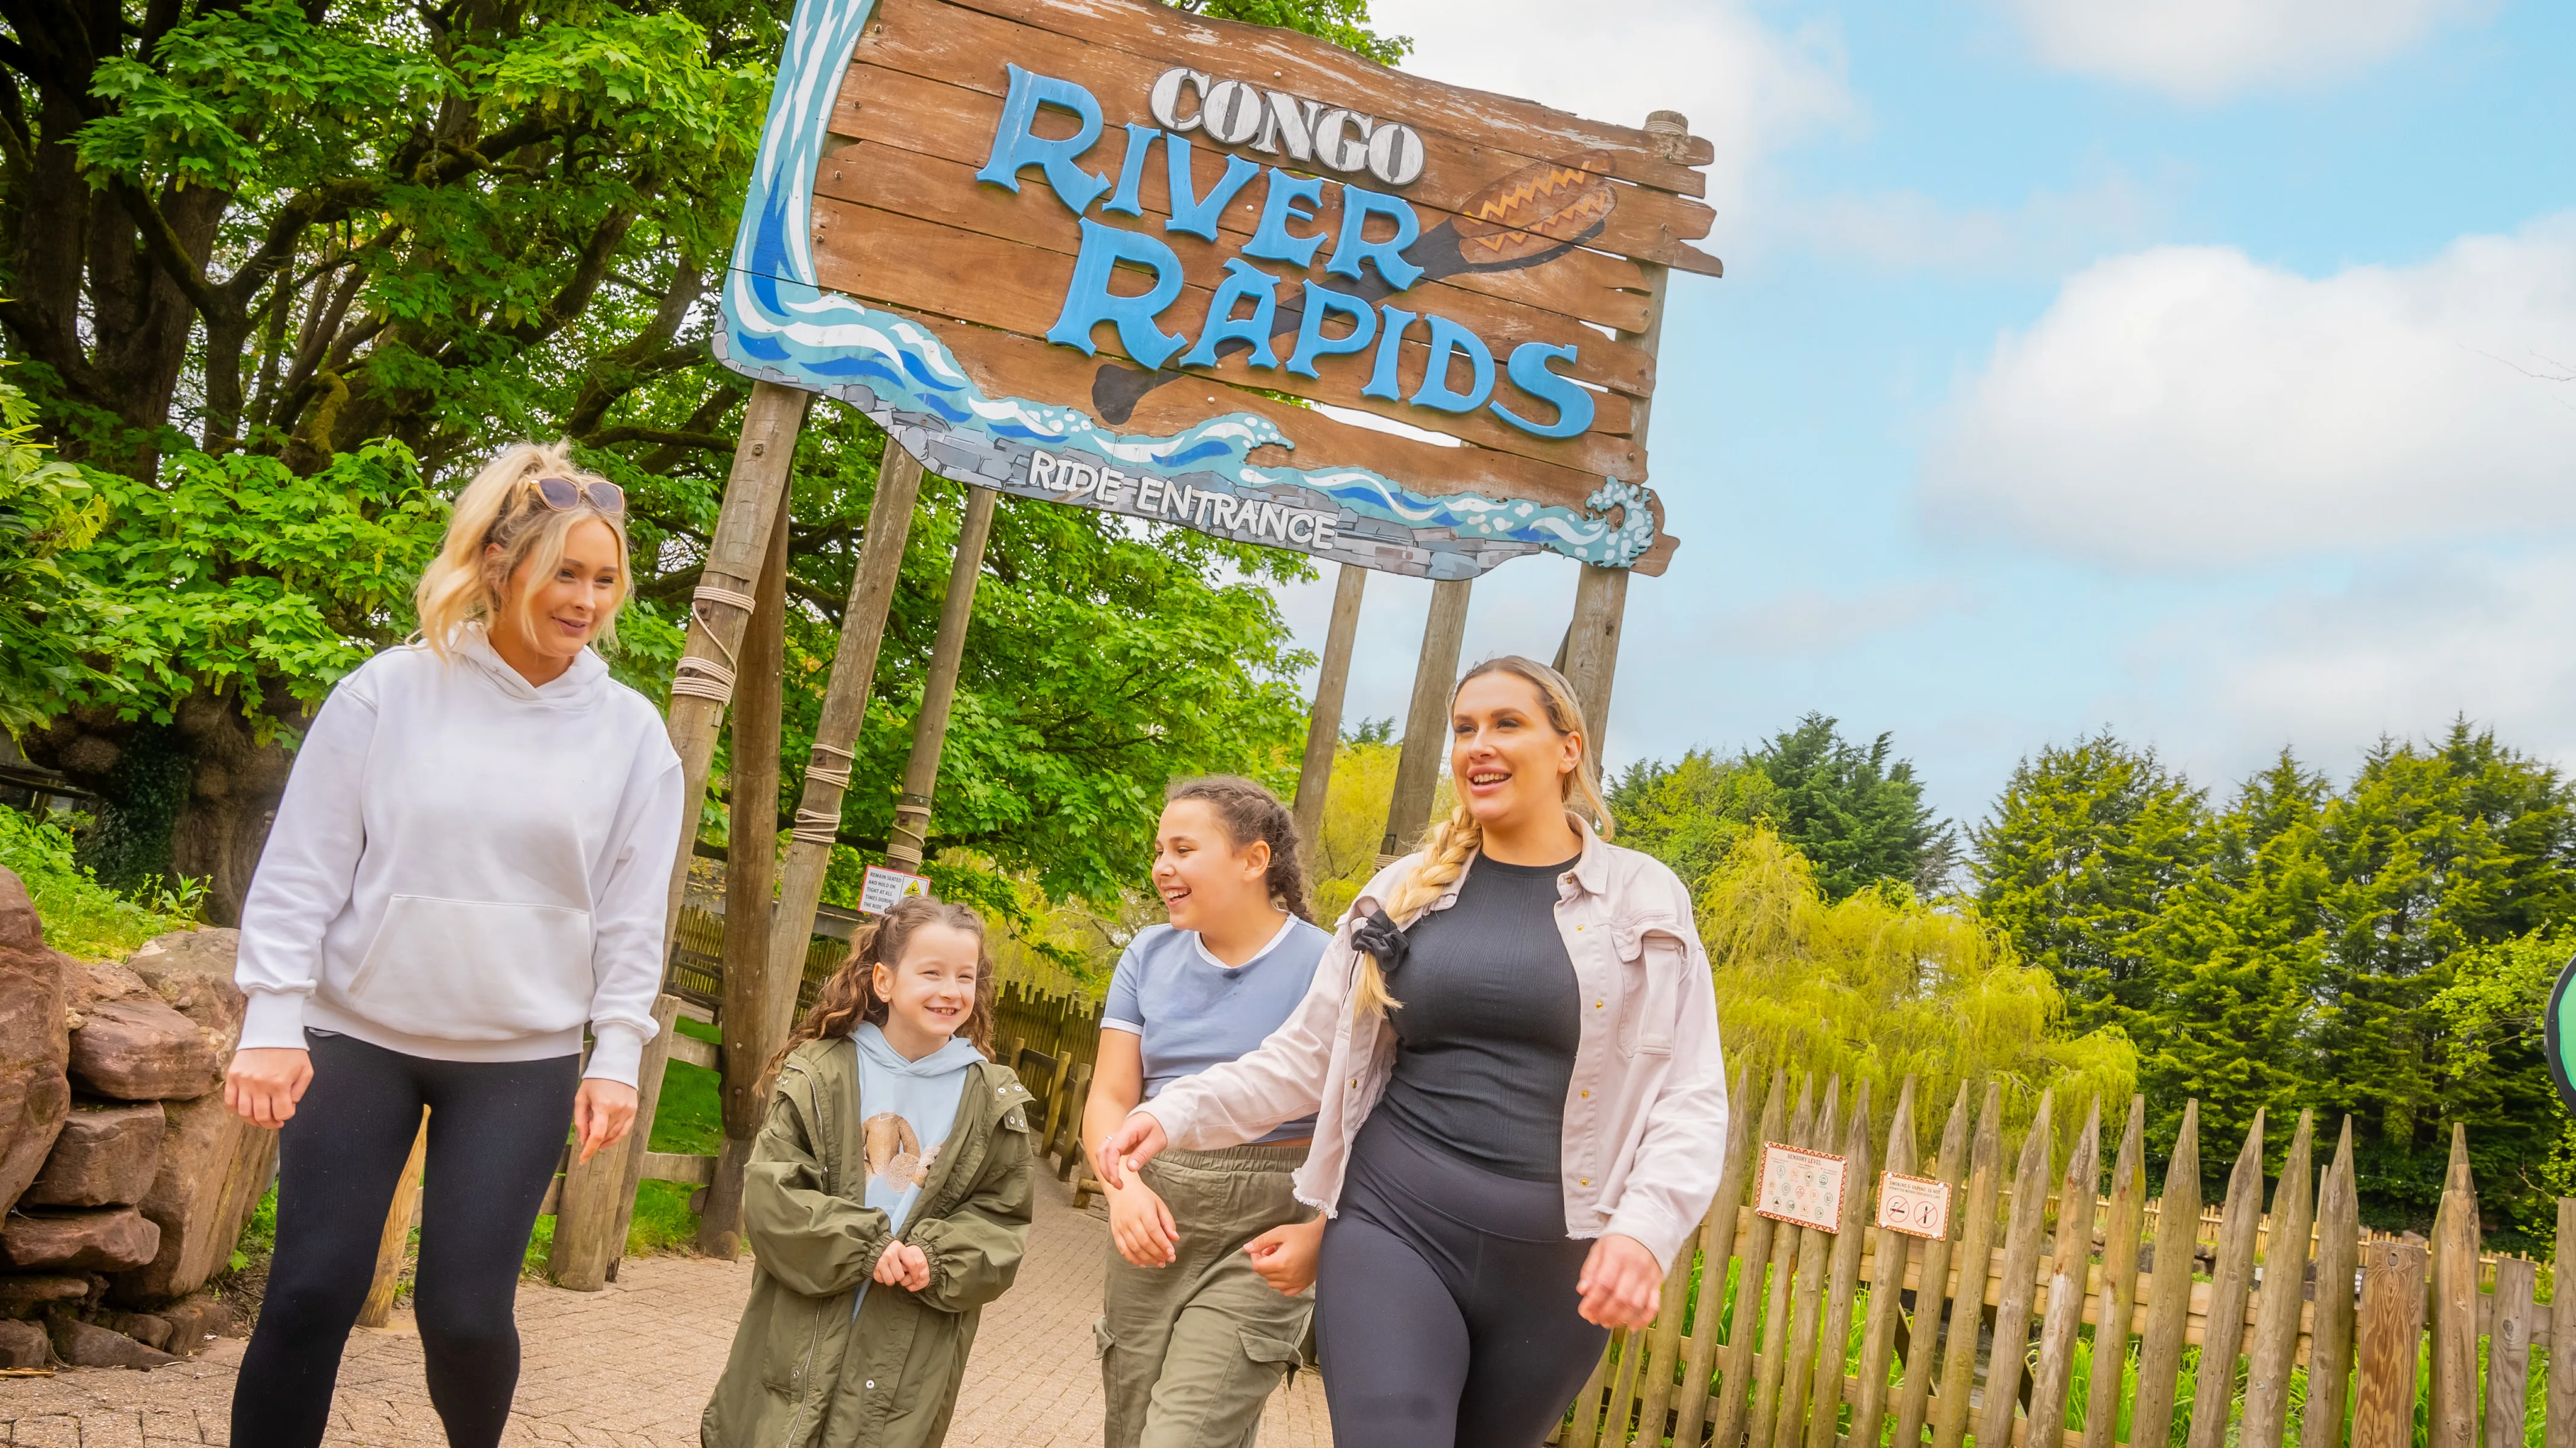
[
  {"left": 1351, "top": 654, "right": 1611, "bottom": 1018},
  {"left": 413, "top": 440, "right": 631, "bottom": 660}
]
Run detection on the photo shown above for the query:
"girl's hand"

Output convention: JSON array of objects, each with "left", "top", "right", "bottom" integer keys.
[
  {"left": 1244, "top": 1217, "right": 1325, "bottom": 1295},
  {"left": 225, "top": 1048, "right": 313, "bottom": 1129},
  {"left": 573, "top": 1079, "right": 639, "bottom": 1164},
  {"left": 1575, "top": 1234, "right": 1663, "bottom": 1329},
  {"left": 874, "top": 1241, "right": 932, "bottom": 1291},
  {"left": 1107, "top": 1176, "right": 1179, "bottom": 1268},
  {"left": 1095, "top": 1112, "right": 1168, "bottom": 1189}
]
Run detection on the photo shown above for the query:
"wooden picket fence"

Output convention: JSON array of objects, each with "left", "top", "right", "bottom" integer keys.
[{"left": 1552, "top": 1065, "right": 2569, "bottom": 1448}]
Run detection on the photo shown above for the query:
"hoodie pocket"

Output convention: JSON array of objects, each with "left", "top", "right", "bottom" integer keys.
[{"left": 342, "top": 894, "right": 594, "bottom": 1041}]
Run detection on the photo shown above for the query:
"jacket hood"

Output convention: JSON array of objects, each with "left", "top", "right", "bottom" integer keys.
[
  {"left": 451, "top": 624, "right": 609, "bottom": 709},
  {"left": 853, "top": 1021, "right": 987, "bottom": 1078}
]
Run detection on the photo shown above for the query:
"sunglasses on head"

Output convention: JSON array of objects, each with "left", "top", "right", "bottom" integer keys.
[{"left": 528, "top": 475, "right": 625, "bottom": 517}]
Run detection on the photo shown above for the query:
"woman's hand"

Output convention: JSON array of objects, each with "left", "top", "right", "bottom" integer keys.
[
  {"left": 874, "top": 1240, "right": 931, "bottom": 1291},
  {"left": 1094, "top": 1112, "right": 1168, "bottom": 1189},
  {"left": 573, "top": 1079, "right": 639, "bottom": 1164},
  {"left": 1244, "top": 1217, "right": 1326, "bottom": 1296},
  {"left": 1107, "top": 1176, "right": 1179, "bottom": 1268},
  {"left": 225, "top": 1048, "right": 314, "bottom": 1129},
  {"left": 1575, "top": 1234, "right": 1664, "bottom": 1330}
]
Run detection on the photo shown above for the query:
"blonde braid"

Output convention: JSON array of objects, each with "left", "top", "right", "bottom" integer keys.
[{"left": 1352, "top": 804, "right": 1482, "bottom": 1017}]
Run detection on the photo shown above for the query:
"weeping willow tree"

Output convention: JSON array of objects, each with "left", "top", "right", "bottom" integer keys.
[{"left": 1701, "top": 828, "right": 2137, "bottom": 1152}]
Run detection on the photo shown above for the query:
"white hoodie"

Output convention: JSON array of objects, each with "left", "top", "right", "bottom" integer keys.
[{"left": 234, "top": 629, "right": 686, "bottom": 1086}]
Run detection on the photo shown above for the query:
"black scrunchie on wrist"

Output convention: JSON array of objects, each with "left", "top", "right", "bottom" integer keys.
[{"left": 1351, "top": 907, "right": 1410, "bottom": 978}]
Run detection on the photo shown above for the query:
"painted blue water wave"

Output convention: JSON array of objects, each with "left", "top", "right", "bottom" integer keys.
[{"left": 715, "top": 0, "right": 1655, "bottom": 578}]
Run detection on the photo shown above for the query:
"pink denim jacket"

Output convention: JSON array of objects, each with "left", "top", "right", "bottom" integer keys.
[{"left": 1139, "top": 818, "right": 1730, "bottom": 1269}]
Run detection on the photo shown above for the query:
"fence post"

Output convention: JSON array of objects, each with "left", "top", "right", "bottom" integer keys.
[
  {"left": 2300, "top": 1119, "right": 2361, "bottom": 1448},
  {"left": 1976, "top": 1090, "right": 2058, "bottom": 1448},
  {"left": 2186, "top": 1110, "right": 2267, "bottom": 1448},
  {"left": 357, "top": 1107, "right": 430, "bottom": 1328},
  {"left": 1893, "top": 1082, "right": 1972, "bottom": 1448},
  {"left": 2028, "top": 1099, "right": 2105, "bottom": 1440},
  {"left": 2352, "top": 1238, "right": 2429, "bottom": 1448},
  {"left": 1931, "top": 1083, "right": 2004, "bottom": 1448},
  {"left": 2083, "top": 1097, "right": 2150, "bottom": 1448},
  {"left": 1710, "top": 1066, "right": 1789, "bottom": 1448},
  {"left": 1747, "top": 1076, "right": 1819, "bottom": 1448},
  {"left": 2131, "top": 1101, "right": 2204, "bottom": 1448},
  {"left": 1770, "top": 1079, "right": 1843, "bottom": 1448},
  {"left": 1849, "top": 1076, "right": 1919, "bottom": 1448},
  {"left": 1801, "top": 1081, "right": 1874, "bottom": 1448},
  {"left": 2550, "top": 1198, "right": 2576, "bottom": 1448},
  {"left": 2487, "top": 1255, "right": 2537, "bottom": 1448},
  {"left": 2428, "top": 1124, "right": 2479, "bottom": 1448},
  {"left": 2242, "top": 1111, "right": 2317, "bottom": 1448}
]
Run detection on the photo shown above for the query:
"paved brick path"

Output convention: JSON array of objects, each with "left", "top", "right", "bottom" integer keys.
[{"left": 0, "top": 1172, "right": 1332, "bottom": 1446}]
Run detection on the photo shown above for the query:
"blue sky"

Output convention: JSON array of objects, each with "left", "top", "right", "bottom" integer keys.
[{"left": 1275, "top": 0, "right": 2576, "bottom": 830}]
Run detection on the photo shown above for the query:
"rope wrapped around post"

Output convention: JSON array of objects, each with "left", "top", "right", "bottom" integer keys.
[
  {"left": 790, "top": 742, "right": 855, "bottom": 844},
  {"left": 670, "top": 584, "right": 761, "bottom": 704}
]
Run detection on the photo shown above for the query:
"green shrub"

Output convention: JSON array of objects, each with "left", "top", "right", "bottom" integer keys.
[{"left": 0, "top": 803, "right": 200, "bottom": 958}]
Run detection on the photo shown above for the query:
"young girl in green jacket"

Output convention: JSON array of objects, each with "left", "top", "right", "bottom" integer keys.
[{"left": 702, "top": 895, "right": 1036, "bottom": 1448}]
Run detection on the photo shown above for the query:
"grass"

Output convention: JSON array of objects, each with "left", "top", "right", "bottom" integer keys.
[
  {"left": 0, "top": 804, "right": 203, "bottom": 958},
  {"left": 520, "top": 1013, "right": 728, "bottom": 1274}
]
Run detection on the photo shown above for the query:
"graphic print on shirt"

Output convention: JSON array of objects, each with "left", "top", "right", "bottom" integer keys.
[{"left": 864, "top": 1112, "right": 939, "bottom": 1190}]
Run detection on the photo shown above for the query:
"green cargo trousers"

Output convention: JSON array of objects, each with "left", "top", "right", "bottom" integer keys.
[{"left": 1096, "top": 1142, "right": 1315, "bottom": 1448}]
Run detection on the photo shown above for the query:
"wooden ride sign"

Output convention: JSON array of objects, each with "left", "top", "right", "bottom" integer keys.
[
  {"left": 1755, "top": 1142, "right": 1846, "bottom": 1233},
  {"left": 719, "top": 0, "right": 1716, "bottom": 579}
]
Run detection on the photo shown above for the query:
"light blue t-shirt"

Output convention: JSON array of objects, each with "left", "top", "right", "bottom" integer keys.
[
  {"left": 848, "top": 1022, "right": 981, "bottom": 1317},
  {"left": 1103, "top": 916, "right": 1331, "bottom": 1144}
]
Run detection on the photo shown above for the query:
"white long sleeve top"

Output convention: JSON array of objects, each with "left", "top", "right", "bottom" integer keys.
[{"left": 233, "top": 628, "right": 687, "bottom": 1086}]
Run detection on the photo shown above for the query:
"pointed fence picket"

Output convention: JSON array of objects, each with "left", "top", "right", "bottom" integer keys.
[{"left": 1554, "top": 1072, "right": 2564, "bottom": 1448}]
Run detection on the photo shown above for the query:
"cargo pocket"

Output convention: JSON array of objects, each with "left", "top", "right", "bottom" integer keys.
[
  {"left": 1093, "top": 1316, "right": 1117, "bottom": 1359},
  {"left": 1609, "top": 914, "right": 1685, "bottom": 1057},
  {"left": 1241, "top": 1329, "right": 1304, "bottom": 1385}
]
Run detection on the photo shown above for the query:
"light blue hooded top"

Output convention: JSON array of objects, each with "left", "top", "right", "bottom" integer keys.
[{"left": 849, "top": 1021, "right": 984, "bottom": 1316}]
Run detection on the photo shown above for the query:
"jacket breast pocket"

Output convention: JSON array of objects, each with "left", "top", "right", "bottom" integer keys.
[{"left": 1611, "top": 915, "right": 1687, "bottom": 1057}]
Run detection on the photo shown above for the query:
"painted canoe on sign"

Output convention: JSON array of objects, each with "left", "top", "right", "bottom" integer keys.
[{"left": 716, "top": 0, "right": 1713, "bottom": 579}]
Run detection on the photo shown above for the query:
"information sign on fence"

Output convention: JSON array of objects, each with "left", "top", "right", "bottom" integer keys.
[
  {"left": 858, "top": 864, "right": 933, "bottom": 914},
  {"left": 716, "top": 0, "right": 1716, "bottom": 579},
  {"left": 1754, "top": 1141, "right": 1846, "bottom": 1232},
  {"left": 1875, "top": 1169, "right": 1951, "bottom": 1240}
]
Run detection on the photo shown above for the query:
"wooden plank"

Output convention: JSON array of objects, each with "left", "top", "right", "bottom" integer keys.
[
  {"left": 2429, "top": 1124, "right": 2479, "bottom": 1448},
  {"left": 2551, "top": 1198, "right": 2576, "bottom": 1448},
  {"left": 1850, "top": 1077, "right": 1918, "bottom": 1448},
  {"left": 815, "top": 133, "right": 1660, "bottom": 391},
  {"left": 600, "top": 993, "right": 687, "bottom": 1283},
  {"left": 1895, "top": 1081, "right": 1972, "bottom": 1448},
  {"left": 2081, "top": 1097, "right": 2149, "bottom": 1448},
  {"left": 916, "top": 0, "right": 1719, "bottom": 194},
  {"left": 2300, "top": 1119, "right": 2360, "bottom": 1448},
  {"left": 1055, "top": 1062, "right": 1094, "bottom": 1180},
  {"left": 1674, "top": 1064, "right": 1763, "bottom": 1448},
  {"left": 1636, "top": 1068, "right": 1744, "bottom": 1448},
  {"left": 1749, "top": 1076, "right": 1820, "bottom": 1448},
  {"left": 845, "top": 1, "right": 1721, "bottom": 276},
  {"left": 2242, "top": 1112, "right": 2318, "bottom": 1448},
  {"left": 640, "top": 1151, "right": 718, "bottom": 1187},
  {"left": 833, "top": 61, "right": 1658, "bottom": 331},
  {"left": 1713, "top": 1067, "right": 1793, "bottom": 1448},
  {"left": 1803, "top": 1081, "right": 1875, "bottom": 1448},
  {"left": 666, "top": 1031, "right": 719, "bottom": 1073},
  {"left": 2352, "top": 1239, "right": 2429, "bottom": 1448},
  {"left": 2027, "top": 1099, "right": 2104, "bottom": 1448},
  {"left": 1567, "top": 1328, "right": 1620, "bottom": 1448},
  {"left": 1978, "top": 1091, "right": 2059, "bottom": 1448},
  {"left": 1932, "top": 1083, "right": 2004, "bottom": 1448},
  {"left": 2132, "top": 1100, "right": 2205, "bottom": 1448},
  {"left": 1771, "top": 1079, "right": 1842, "bottom": 1448},
  {"left": 357, "top": 1107, "right": 430, "bottom": 1330},
  {"left": 805, "top": 196, "right": 1648, "bottom": 476},
  {"left": 2488, "top": 1255, "right": 2537, "bottom": 1448},
  {"left": 2187, "top": 1110, "right": 2268, "bottom": 1448}
]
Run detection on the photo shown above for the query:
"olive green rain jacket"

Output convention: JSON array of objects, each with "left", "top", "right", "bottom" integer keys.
[{"left": 702, "top": 1037, "right": 1037, "bottom": 1448}]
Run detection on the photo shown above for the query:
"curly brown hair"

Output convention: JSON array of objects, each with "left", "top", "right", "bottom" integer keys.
[
  {"left": 1165, "top": 775, "right": 1313, "bottom": 923},
  {"left": 765, "top": 895, "right": 996, "bottom": 1084}
]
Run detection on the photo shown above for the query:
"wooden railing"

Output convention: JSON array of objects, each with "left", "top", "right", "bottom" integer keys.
[{"left": 1553, "top": 1066, "right": 2564, "bottom": 1448}]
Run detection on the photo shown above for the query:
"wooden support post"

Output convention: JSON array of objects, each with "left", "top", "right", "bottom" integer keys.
[
  {"left": 886, "top": 484, "right": 999, "bottom": 873},
  {"left": 662, "top": 381, "right": 812, "bottom": 944},
  {"left": 357, "top": 1107, "right": 429, "bottom": 1328},
  {"left": 760, "top": 441, "right": 930, "bottom": 1045},
  {"left": 549, "top": 994, "right": 682, "bottom": 1291},
  {"left": 2352, "top": 1239, "right": 2430, "bottom": 1448},
  {"left": 2551, "top": 1197, "right": 2576, "bottom": 1448},
  {"left": 1557, "top": 109, "right": 1684, "bottom": 751},
  {"left": 700, "top": 483, "right": 791, "bottom": 1258},
  {"left": 1380, "top": 576, "right": 1472, "bottom": 858},
  {"left": 1290, "top": 562, "right": 1368, "bottom": 859},
  {"left": 2428, "top": 1123, "right": 2479, "bottom": 1448}
]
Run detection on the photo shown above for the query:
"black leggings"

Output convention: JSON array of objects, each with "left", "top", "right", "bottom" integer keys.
[
  {"left": 1312, "top": 1114, "right": 1611, "bottom": 1448},
  {"left": 234, "top": 1032, "right": 579, "bottom": 1448}
]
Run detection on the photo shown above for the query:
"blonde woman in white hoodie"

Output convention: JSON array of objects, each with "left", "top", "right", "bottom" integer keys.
[{"left": 223, "top": 442, "right": 685, "bottom": 1448}]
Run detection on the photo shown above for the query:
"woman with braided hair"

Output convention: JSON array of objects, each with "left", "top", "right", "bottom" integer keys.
[
  {"left": 1097, "top": 658, "right": 1730, "bottom": 1448},
  {"left": 1081, "top": 776, "right": 1331, "bottom": 1448}
]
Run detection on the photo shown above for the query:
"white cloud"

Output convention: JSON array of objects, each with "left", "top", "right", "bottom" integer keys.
[
  {"left": 1366, "top": 0, "right": 1853, "bottom": 210},
  {"left": 1753, "top": 169, "right": 2163, "bottom": 275},
  {"left": 1709, "top": 581, "right": 1968, "bottom": 655},
  {"left": 1998, "top": 0, "right": 2481, "bottom": 102},
  {"left": 1923, "top": 214, "right": 2576, "bottom": 569}
]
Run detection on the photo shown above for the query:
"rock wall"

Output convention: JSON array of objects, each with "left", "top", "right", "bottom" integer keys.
[{"left": 0, "top": 867, "right": 272, "bottom": 1368}]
